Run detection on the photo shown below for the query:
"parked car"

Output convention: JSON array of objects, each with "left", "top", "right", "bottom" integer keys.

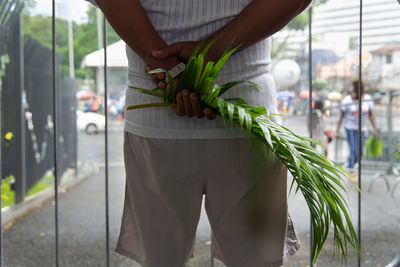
[{"left": 76, "top": 110, "right": 105, "bottom": 134}]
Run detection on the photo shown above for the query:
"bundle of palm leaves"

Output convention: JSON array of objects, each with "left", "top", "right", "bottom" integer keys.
[{"left": 126, "top": 40, "right": 359, "bottom": 262}]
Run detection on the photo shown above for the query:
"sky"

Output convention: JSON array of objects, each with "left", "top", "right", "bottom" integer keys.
[{"left": 30, "top": 0, "right": 90, "bottom": 23}]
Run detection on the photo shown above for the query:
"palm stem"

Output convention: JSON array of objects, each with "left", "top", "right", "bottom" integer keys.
[{"left": 126, "top": 103, "right": 176, "bottom": 110}]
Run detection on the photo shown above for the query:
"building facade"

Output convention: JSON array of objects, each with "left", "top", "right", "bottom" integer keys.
[{"left": 273, "top": 0, "right": 400, "bottom": 92}]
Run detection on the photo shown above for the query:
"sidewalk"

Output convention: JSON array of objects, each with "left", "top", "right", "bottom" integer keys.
[{"left": 2, "top": 164, "right": 400, "bottom": 266}]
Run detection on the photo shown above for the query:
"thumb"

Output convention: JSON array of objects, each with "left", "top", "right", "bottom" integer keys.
[{"left": 152, "top": 42, "right": 184, "bottom": 59}]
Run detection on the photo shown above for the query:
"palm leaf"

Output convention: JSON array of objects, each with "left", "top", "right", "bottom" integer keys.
[
  {"left": 128, "top": 86, "right": 165, "bottom": 99},
  {"left": 176, "top": 56, "right": 197, "bottom": 93},
  {"left": 218, "top": 80, "right": 260, "bottom": 96},
  {"left": 199, "top": 37, "right": 219, "bottom": 59},
  {"left": 210, "top": 45, "right": 240, "bottom": 80},
  {"left": 237, "top": 106, "right": 245, "bottom": 129},
  {"left": 198, "top": 61, "right": 215, "bottom": 94},
  {"left": 226, "top": 101, "right": 235, "bottom": 126}
]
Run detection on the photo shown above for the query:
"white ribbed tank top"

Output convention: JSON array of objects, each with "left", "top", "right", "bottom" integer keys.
[{"left": 124, "top": 0, "right": 278, "bottom": 139}]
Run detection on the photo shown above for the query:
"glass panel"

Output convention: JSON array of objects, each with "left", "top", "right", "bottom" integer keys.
[
  {"left": 102, "top": 17, "right": 132, "bottom": 267},
  {"left": 310, "top": 0, "right": 360, "bottom": 265},
  {"left": 361, "top": 0, "right": 400, "bottom": 266},
  {"left": 55, "top": 0, "right": 107, "bottom": 265},
  {"left": 272, "top": 8, "right": 313, "bottom": 267},
  {"left": 278, "top": 0, "right": 367, "bottom": 265},
  {"left": 100, "top": 13, "right": 217, "bottom": 267},
  {"left": 2, "top": 0, "right": 55, "bottom": 265}
]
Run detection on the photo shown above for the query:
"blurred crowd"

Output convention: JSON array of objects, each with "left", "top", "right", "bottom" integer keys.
[{"left": 79, "top": 94, "right": 126, "bottom": 121}]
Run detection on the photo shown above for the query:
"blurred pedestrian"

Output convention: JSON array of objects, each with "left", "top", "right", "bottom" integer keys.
[
  {"left": 307, "top": 99, "right": 330, "bottom": 156},
  {"left": 90, "top": 96, "right": 100, "bottom": 113},
  {"left": 336, "top": 80, "right": 377, "bottom": 180}
]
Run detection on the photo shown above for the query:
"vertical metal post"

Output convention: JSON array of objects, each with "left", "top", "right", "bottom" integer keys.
[
  {"left": 0, "top": 1, "right": 7, "bottom": 262},
  {"left": 52, "top": 0, "right": 60, "bottom": 266},
  {"left": 14, "top": 11, "right": 26, "bottom": 204},
  {"left": 97, "top": 9, "right": 103, "bottom": 50},
  {"left": 387, "top": 92, "right": 394, "bottom": 173},
  {"left": 210, "top": 233, "right": 214, "bottom": 267},
  {"left": 103, "top": 16, "right": 110, "bottom": 267},
  {"left": 68, "top": 20, "right": 74, "bottom": 78},
  {"left": 0, "top": 30, "right": 3, "bottom": 267},
  {"left": 357, "top": 1, "right": 363, "bottom": 266},
  {"left": 307, "top": 6, "right": 314, "bottom": 267}
]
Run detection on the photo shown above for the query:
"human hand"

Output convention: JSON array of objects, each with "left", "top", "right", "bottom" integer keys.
[
  {"left": 145, "top": 41, "right": 200, "bottom": 87},
  {"left": 145, "top": 41, "right": 217, "bottom": 120},
  {"left": 174, "top": 89, "right": 217, "bottom": 120},
  {"left": 372, "top": 128, "right": 378, "bottom": 137},
  {"left": 152, "top": 41, "right": 200, "bottom": 63},
  {"left": 145, "top": 63, "right": 217, "bottom": 120},
  {"left": 144, "top": 64, "right": 168, "bottom": 88},
  {"left": 334, "top": 130, "right": 340, "bottom": 139}
]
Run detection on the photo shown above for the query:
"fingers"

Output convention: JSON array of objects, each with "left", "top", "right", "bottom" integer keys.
[
  {"left": 152, "top": 42, "right": 184, "bottom": 60},
  {"left": 158, "top": 81, "right": 166, "bottom": 88},
  {"left": 145, "top": 65, "right": 165, "bottom": 86},
  {"left": 174, "top": 90, "right": 195, "bottom": 117},
  {"left": 182, "top": 89, "right": 194, "bottom": 117},
  {"left": 173, "top": 89, "right": 217, "bottom": 120},
  {"left": 204, "top": 108, "right": 217, "bottom": 120},
  {"left": 174, "top": 92, "right": 185, "bottom": 116},
  {"left": 189, "top": 93, "right": 204, "bottom": 118}
]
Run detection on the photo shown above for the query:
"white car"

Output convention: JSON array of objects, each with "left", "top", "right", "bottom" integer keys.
[{"left": 76, "top": 110, "right": 106, "bottom": 134}]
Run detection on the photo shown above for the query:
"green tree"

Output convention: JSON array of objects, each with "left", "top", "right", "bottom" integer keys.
[
  {"left": 312, "top": 78, "right": 328, "bottom": 91},
  {"left": 73, "top": 6, "right": 120, "bottom": 78},
  {"left": 23, "top": 13, "right": 70, "bottom": 73},
  {"left": 272, "top": 0, "right": 328, "bottom": 59},
  {"left": 22, "top": 6, "right": 120, "bottom": 79}
]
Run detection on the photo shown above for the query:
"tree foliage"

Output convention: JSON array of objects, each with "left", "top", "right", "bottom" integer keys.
[
  {"left": 272, "top": 0, "right": 329, "bottom": 59},
  {"left": 312, "top": 78, "right": 329, "bottom": 91},
  {"left": 22, "top": 6, "right": 120, "bottom": 79},
  {"left": 287, "top": 12, "right": 309, "bottom": 31}
]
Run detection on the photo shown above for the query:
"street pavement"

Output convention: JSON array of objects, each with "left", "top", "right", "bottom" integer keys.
[{"left": 3, "top": 118, "right": 400, "bottom": 266}]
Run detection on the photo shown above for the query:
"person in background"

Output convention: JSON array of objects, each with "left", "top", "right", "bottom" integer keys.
[
  {"left": 307, "top": 99, "right": 330, "bottom": 156},
  {"left": 109, "top": 99, "right": 118, "bottom": 120},
  {"left": 90, "top": 96, "right": 100, "bottom": 113},
  {"left": 336, "top": 80, "right": 377, "bottom": 180}
]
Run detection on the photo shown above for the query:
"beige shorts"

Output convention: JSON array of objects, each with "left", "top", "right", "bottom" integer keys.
[{"left": 116, "top": 132, "right": 300, "bottom": 267}]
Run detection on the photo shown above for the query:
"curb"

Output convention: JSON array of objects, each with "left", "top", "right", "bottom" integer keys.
[{"left": 1, "top": 162, "right": 99, "bottom": 227}]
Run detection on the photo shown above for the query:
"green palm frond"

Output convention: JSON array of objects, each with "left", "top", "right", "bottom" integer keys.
[{"left": 127, "top": 41, "right": 360, "bottom": 262}]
